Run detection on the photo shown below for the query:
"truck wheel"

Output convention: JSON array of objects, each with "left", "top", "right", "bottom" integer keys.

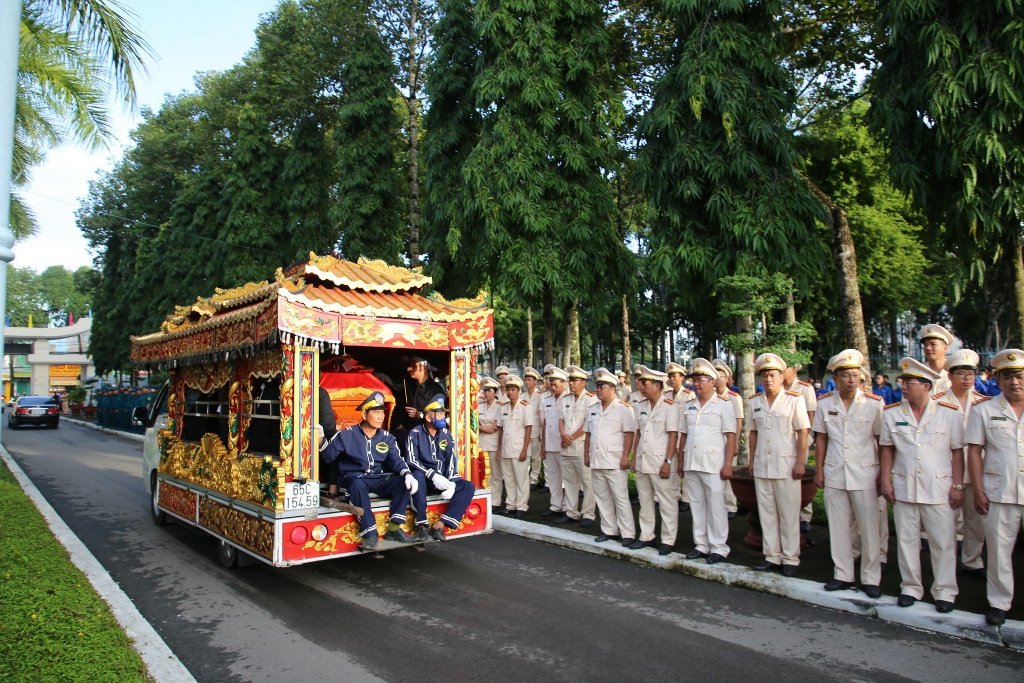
[
  {"left": 217, "top": 540, "right": 239, "bottom": 569},
  {"left": 150, "top": 473, "right": 168, "bottom": 526}
]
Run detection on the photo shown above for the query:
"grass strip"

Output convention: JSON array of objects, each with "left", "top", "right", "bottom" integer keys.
[{"left": 0, "top": 459, "right": 151, "bottom": 682}]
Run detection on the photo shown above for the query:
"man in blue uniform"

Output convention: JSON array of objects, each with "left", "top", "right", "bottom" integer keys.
[
  {"left": 406, "top": 395, "right": 477, "bottom": 542},
  {"left": 319, "top": 391, "right": 419, "bottom": 551}
]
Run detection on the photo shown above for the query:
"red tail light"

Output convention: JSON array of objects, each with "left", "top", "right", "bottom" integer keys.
[
  {"left": 48, "top": 407, "right": 60, "bottom": 415},
  {"left": 16, "top": 408, "right": 28, "bottom": 415}
]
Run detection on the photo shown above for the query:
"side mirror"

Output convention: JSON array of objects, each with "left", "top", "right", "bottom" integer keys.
[{"left": 132, "top": 405, "right": 149, "bottom": 427}]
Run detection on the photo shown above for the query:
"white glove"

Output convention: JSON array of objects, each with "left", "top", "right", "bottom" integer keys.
[
  {"left": 404, "top": 473, "right": 418, "bottom": 495},
  {"left": 430, "top": 473, "right": 452, "bottom": 491},
  {"left": 315, "top": 424, "right": 324, "bottom": 439},
  {"left": 441, "top": 485, "right": 455, "bottom": 501}
]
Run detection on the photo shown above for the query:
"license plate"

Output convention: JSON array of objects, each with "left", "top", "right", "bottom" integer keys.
[
  {"left": 283, "top": 482, "right": 320, "bottom": 511},
  {"left": 31, "top": 408, "right": 45, "bottom": 415}
]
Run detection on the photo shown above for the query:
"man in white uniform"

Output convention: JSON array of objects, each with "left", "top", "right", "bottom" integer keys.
[
  {"left": 920, "top": 323, "right": 954, "bottom": 396},
  {"left": 665, "top": 361, "right": 695, "bottom": 511},
  {"left": 966, "top": 348, "right": 1024, "bottom": 626},
  {"left": 713, "top": 359, "right": 744, "bottom": 519},
  {"left": 557, "top": 365, "right": 598, "bottom": 526},
  {"left": 748, "top": 353, "right": 810, "bottom": 577},
  {"left": 478, "top": 376, "right": 503, "bottom": 512},
  {"left": 813, "top": 349, "right": 884, "bottom": 597},
  {"left": 632, "top": 365, "right": 680, "bottom": 555},
  {"left": 524, "top": 367, "right": 545, "bottom": 490},
  {"left": 497, "top": 374, "right": 534, "bottom": 516},
  {"left": 678, "top": 358, "right": 736, "bottom": 564},
  {"left": 784, "top": 363, "right": 818, "bottom": 533},
  {"left": 880, "top": 357, "right": 965, "bottom": 613},
  {"left": 584, "top": 368, "right": 638, "bottom": 547},
  {"left": 540, "top": 367, "right": 569, "bottom": 517}
]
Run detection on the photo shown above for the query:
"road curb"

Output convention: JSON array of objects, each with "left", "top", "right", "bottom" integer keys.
[
  {"left": 62, "top": 417, "right": 145, "bottom": 442},
  {"left": 0, "top": 444, "right": 196, "bottom": 682},
  {"left": 493, "top": 516, "right": 1023, "bottom": 651}
]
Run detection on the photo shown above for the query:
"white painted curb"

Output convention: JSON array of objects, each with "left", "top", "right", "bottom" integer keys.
[
  {"left": 1, "top": 445, "right": 195, "bottom": 681},
  {"left": 63, "top": 416, "right": 145, "bottom": 442},
  {"left": 494, "top": 516, "right": 1023, "bottom": 650}
]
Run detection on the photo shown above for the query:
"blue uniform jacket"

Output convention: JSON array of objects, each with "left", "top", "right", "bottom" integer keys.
[
  {"left": 406, "top": 424, "right": 460, "bottom": 480},
  {"left": 319, "top": 424, "right": 410, "bottom": 478}
]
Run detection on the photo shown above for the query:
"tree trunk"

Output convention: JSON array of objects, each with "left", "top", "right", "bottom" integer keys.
[
  {"left": 889, "top": 317, "right": 899, "bottom": 369},
  {"left": 404, "top": 1, "right": 422, "bottom": 266},
  {"left": 570, "top": 301, "right": 581, "bottom": 367},
  {"left": 804, "top": 175, "right": 870, "bottom": 373},
  {"left": 1013, "top": 234, "right": 1024, "bottom": 346},
  {"left": 526, "top": 306, "right": 534, "bottom": 370},
  {"left": 563, "top": 303, "right": 574, "bottom": 367},
  {"left": 736, "top": 314, "right": 755, "bottom": 466},
  {"left": 621, "top": 294, "right": 631, "bottom": 373},
  {"left": 785, "top": 293, "right": 797, "bottom": 352},
  {"left": 543, "top": 285, "right": 554, "bottom": 366}
]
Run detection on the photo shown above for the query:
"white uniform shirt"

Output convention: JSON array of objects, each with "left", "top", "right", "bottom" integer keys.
[
  {"left": 634, "top": 396, "right": 679, "bottom": 474},
  {"left": 680, "top": 394, "right": 737, "bottom": 474},
  {"left": 748, "top": 390, "right": 811, "bottom": 479},
  {"left": 585, "top": 399, "right": 638, "bottom": 470},
  {"left": 811, "top": 389, "right": 883, "bottom": 490},
  {"left": 879, "top": 398, "right": 964, "bottom": 504},
  {"left": 786, "top": 379, "right": 818, "bottom": 416},
  {"left": 498, "top": 399, "right": 535, "bottom": 459},
  {"left": 931, "top": 369, "right": 952, "bottom": 397},
  {"left": 526, "top": 388, "right": 544, "bottom": 442},
  {"left": 629, "top": 388, "right": 645, "bottom": 415},
  {"left": 965, "top": 396, "right": 1024, "bottom": 505},
  {"left": 542, "top": 390, "right": 568, "bottom": 452},
  {"left": 478, "top": 399, "right": 503, "bottom": 453},
  {"left": 718, "top": 388, "right": 744, "bottom": 421},
  {"left": 561, "top": 391, "right": 598, "bottom": 457},
  {"left": 932, "top": 388, "right": 979, "bottom": 483}
]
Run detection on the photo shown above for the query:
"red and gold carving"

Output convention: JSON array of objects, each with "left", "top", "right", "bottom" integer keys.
[
  {"left": 157, "top": 481, "right": 197, "bottom": 521},
  {"left": 279, "top": 344, "right": 294, "bottom": 478},
  {"left": 199, "top": 498, "right": 273, "bottom": 559},
  {"left": 295, "top": 347, "right": 316, "bottom": 480},
  {"left": 341, "top": 316, "right": 448, "bottom": 350},
  {"left": 448, "top": 315, "right": 493, "bottom": 349},
  {"left": 279, "top": 298, "right": 340, "bottom": 342}
]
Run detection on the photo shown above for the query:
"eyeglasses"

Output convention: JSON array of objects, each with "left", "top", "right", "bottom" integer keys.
[
  {"left": 901, "top": 379, "right": 926, "bottom": 386},
  {"left": 691, "top": 376, "right": 714, "bottom": 383},
  {"left": 950, "top": 370, "right": 977, "bottom": 379}
]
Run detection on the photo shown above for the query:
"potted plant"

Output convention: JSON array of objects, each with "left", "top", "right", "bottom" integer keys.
[{"left": 67, "top": 386, "right": 87, "bottom": 415}]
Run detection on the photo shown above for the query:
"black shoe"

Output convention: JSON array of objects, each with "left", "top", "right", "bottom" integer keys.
[
  {"left": 579, "top": 518, "right": 595, "bottom": 528},
  {"left": 620, "top": 537, "right": 636, "bottom": 547},
  {"left": 800, "top": 521, "right": 811, "bottom": 534},
  {"left": 658, "top": 544, "right": 674, "bottom": 556},
  {"left": 594, "top": 534, "right": 620, "bottom": 543},
  {"left": 934, "top": 600, "right": 955, "bottom": 614},
  {"left": 553, "top": 514, "right": 573, "bottom": 524},
  {"left": 628, "top": 539, "right": 650, "bottom": 550},
  {"left": 862, "top": 585, "right": 882, "bottom": 599},
  {"left": 686, "top": 550, "right": 709, "bottom": 560},
  {"left": 361, "top": 533, "right": 379, "bottom": 551},
  {"left": 986, "top": 608, "right": 1007, "bottom": 626},
  {"left": 897, "top": 594, "right": 916, "bottom": 608},
  {"left": 384, "top": 528, "right": 411, "bottom": 543},
  {"left": 678, "top": 502, "right": 690, "bottom": 512},
  {"left": 824, "top": 579, "right": 854, "bottom": 591},
  {"left": 727, "top": 511, "right": 737, "bottom": 520},
  {"left": 413, "top": 525, "right": 431, "bottom": 542},
  {"left": 782, "top": 564, "right": 799, "bottom": 577},
  {"left": 491, "top": 506, "right": 501, "bottom": 514},
  {"left": 754, "top": 561, "right": 780, "bottom": 572},
  {"left": 540, "top": 509, "right": 558, "bottom": 517},
  {"left": 961, "top": 566, "right": 986, "bottom": 580},
  {"left": 707, "top": 553, "right": 726, "bottom": 565},
  {"left": 429, "top": 526, "right": 448, "bottom": 542}
]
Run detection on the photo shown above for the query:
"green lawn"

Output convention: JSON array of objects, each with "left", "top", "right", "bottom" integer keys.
[{"left": 0, "top": 459, "right": 151, "bottom": 682}]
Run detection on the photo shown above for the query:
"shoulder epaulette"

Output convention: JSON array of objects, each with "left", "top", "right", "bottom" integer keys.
[
  {"left": 749, "top": 392, "right": 762, "bottom": 399},
  {"left": 972, "top": 395, "right": 992, "bottom": 406},
  {"left": 798, "top": 380, "right": 813, "bottom": 387},
  {"left": 586, "top": 391, "right": 595, "bottom": 397},
  {"left": 931, "top": 390, "right": 947, "bottom": 400},
  {"left": 938, "top": 400, "right": 960, "bottom": 410},
  {"left": 862, "top": 392, "right": 881, "bottom": 401},
  {"left": 520, "top": 399, "right": 529, "bottom": 406},
  {"left": 728, "top": 389, "right": 740, "bottom": 396},
  {"left": 884, "top": 402, "right": 901, "bottom": 410},
  {"left": 817, "top": 391, "right": 834, "bottom": 399},
  {"left": 785, "top": 390, "right": 801, "bottom": 397},
  {"left": 664, "top": 398, "right": 674, "bottom": 405},
  {"left": 620, "top": 399, "right": 631, "bottom": 407}
]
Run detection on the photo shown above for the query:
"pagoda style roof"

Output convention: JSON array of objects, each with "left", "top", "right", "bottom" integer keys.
[{"left": 130, "top": 254, "right": 493, "bottom": 367}]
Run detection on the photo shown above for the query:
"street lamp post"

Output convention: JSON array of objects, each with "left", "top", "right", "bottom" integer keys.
[{"left": 0, "top": 2, "right": 24, "bottom": 438}]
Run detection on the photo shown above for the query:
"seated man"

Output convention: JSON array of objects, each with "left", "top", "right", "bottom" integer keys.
[
  {"left": 406, "top": 395, "right": 477, "bottom": 541},
  {"left": 319, "top": 391, "right": 419, "bottom": 551}
]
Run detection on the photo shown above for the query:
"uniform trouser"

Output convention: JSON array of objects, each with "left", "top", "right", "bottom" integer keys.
[
  {"left": 559, "top": 454, "right": 595, "bottom": 520},
  {"left": 801, "top": 501, "right": 814, "bottom": 524},
  {"left": 825, "top": 487, "right": 881, "bottom": 585},
  {"left": 686, "top": 470, "right": 729, "bottom": 557},
  {"left": 500, "top": 457, "right": 531, "bottom": 511},
  {"left": 755, "top": 477, "right": 801, "bottom": 566},
  {"left": 678, "top": 473, "right": 690, "bottom": 503},
  {"left": 544, "top": 451, "right": 565, "bottom": 511},
  {"left": 592, "top": 468, "right": 636, "bottom": 538},
  {"left": 984, "top": 502, "right": 1024, "bottom": 610},
  {"left": 486, "top": 450, "right": 503, "bottom": 506},
  {"left": 341, "top": 474, "right": 410, "bottom": 536},
  {"left": 724, "top": 452, "right": 738, "bottom": 512},
  {"left": 852, "top": 495, "right": 890, "bottom": 565},
  {"left": 960, "top": 487, "right": 985, "bottom": 570},
  {"left": 636, "top": 472, "right": 679, "bottom": 545},
  {"left": 894, "top": 501, "right": 958, "bottom": 602},
  {"left": 409, "top": 472, "right": 476, "bottom": 529},
  {"left": 529, "top": 439, "right": 543, "bottom": 485}
]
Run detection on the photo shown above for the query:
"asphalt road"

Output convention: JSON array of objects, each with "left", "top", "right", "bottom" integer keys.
[{"left": 6, "top": 422, "right": 1024, "bottom": 682}]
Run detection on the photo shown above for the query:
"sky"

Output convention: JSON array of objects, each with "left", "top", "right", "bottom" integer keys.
[{"left": 15, "top": 0, "right": 282, "bottom": 274}]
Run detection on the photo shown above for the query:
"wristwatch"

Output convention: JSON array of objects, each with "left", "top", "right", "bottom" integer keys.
[
  {"left": 952, "top": 484, "right": 965, "bottom": 491},
  {"left": 664, "top": 459, "right": 673, "bottom": 465}
]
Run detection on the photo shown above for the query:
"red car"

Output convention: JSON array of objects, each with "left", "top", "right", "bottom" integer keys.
[{"left": 8, "top": 396, "right": 60, "bottom": 429}]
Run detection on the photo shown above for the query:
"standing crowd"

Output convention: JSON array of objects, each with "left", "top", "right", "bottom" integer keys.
[{"left": 477, "top": 324, "right": 1024, "bottom": 626}]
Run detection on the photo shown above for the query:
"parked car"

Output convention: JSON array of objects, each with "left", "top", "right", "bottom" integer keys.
[{"left": 8, "top": 396, "right": 60, "bottom": 429}]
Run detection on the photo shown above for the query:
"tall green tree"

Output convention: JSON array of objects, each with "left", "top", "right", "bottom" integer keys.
[{"left": 869, "top": 0, "right": 1024, "bottom": 340}]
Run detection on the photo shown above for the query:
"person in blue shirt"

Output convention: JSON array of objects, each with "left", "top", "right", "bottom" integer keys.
[
  {"left": 319, "top": 391, "right": 418, "bottom": 551},
  {"left": 870, "top": 372, "right": 896, "bottom": 404},
  {"left": 405, "top": 395, "right": 476, "bottom": 542}
]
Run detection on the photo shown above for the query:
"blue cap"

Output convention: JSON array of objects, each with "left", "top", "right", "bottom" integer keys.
[{"left": 357, "top": 391, "right": 387, "bottom": 412}]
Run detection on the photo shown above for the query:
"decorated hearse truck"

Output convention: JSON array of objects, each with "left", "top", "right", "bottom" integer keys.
[{"left": 131, "top": 254, "right": 494, "bottom": 567}]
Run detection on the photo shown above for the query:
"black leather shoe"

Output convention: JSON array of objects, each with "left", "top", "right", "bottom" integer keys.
[
  {"left": 897, "top": 593, "right": 916, "bottom": 607},
  {"left": 782, "top": 564, "right": 799, "bottom": 577},
  {"left": 707, "top": 553, "right": 726, "bottom": 565},
  {"left": 384, "top": 528, "right": 411, "bottom": 543},
  {"left": 540, "top": 509, "right": 558, "bottom": 517},
  {"left": 658, "top": 544, "right": 674, "bottom": 556},
  {"left": 961, "top": 566, "right": 986, "bottom": 580},
  {"left": 620, "top": 537, "right": 636, "bottom": 547},
  {"left": 429, "top": 526, "right": 447, "bottom": 542},
  {"left": 594, "top": 534, "right": 620, "bottom": 543},
  {"left": 861, "top": 585, "right": 882, "bottom": 599},
  {"left": 628, "top": 539, "right": 650, "bottom": 550},
  {"left": 554, "top": 514, "right": 573, "bottom": 524},
  {"left": 686, "top": 550, "right": 709, "bottom": 560},
  {"left": 491, "top": 506, "right": 501, "bottom": 514},
  {"left": 986, "top": 608, "right": 1007, "bottom": 626},
  {"left": 934, "top": 600, "right": 955, "bottom": 614},
  {"left": 824, "top": 579, "right": 854, "bottom": 591},
  {"left": 413, "top": 525, "right": 431, "bottom": 542},
  {"left": 361, "top": 533, "right": 379, "bottom": 551},
  {"left": 754, "top": 561, "right": 780, "bottom": 572},
  {"left": 579, "top": 518, "right": 595, "bottom": 528}
]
